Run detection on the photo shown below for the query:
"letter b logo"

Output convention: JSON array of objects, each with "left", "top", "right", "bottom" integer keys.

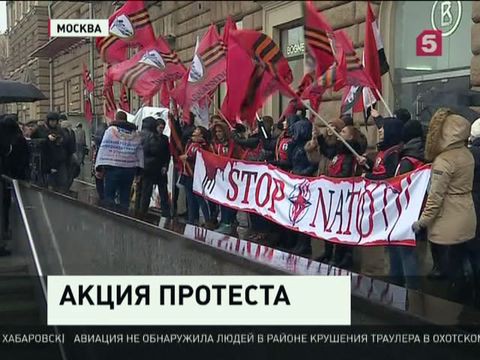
[{"left": 416, "top": 30, "right": 442, "bottom": 56}]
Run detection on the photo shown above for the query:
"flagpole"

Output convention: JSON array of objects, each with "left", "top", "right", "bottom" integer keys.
[
  {"left": 375, "top": 88, "right": 393, "bottom": 117},
  {"left": 255, "top": 113, "right": 268, "bottom": 140}
]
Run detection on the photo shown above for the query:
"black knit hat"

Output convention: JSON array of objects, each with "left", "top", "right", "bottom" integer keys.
[
  {"left": 402, "top": 119, "right": 423, "bottom": 143},
  {"left": 46, "top": 112, "right": 60, "bottom": 121}
]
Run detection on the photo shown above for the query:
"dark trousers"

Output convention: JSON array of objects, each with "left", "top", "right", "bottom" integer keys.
[
  {"left": 138, "top": 175, "right": 170, "bottom": 216},
  {"left": 104, "top": 167, "right": 136, "bottom": 214},
  {"left": 250, "top": 213, "right": 270, "bottom": 232},
  {"left": 184, "top": 176, "right": 209, "bottom": 224},
  {"left": 434, "top": 240, "right": 480, "bottom": 302},
  {"left": 389, "top": 246, "right": 419, "bottom": 289},
  {"left": 47, "top": 163, "right": 69, "bottom": 193},
  {"left": 96, "top": 177, "right": 105, "bottom": 201},
  {"left": 220, "top": 206, "right": 236, "bottom": 224}
]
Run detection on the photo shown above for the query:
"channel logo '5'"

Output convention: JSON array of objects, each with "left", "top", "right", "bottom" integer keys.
[{"left": 416, "top": 30, "right": 443, "bottom": 56}]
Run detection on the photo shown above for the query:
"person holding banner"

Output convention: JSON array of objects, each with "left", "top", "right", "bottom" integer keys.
[
  {"left": 357, "top": 113, "right": 404, "bottom": 275},
  {"left": 319, "top": 125, "right": 362, "bottom": 268},
  {"left": 212, "top": 121, "right": 241, "bottom": 235},
  {"left": 413, "top": 109, "right": 476, "bottom": 299},
  {"left": 390, "top": 119, "right": 425, "bottom": 289},
  {"left": 288, "top": 117, "right": 316, "bottom": 256},
  {"left": 180, "top": 126, "right": 214, "bottom": 227}
]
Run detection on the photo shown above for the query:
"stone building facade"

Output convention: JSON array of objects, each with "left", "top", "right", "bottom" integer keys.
[{"left": 4, "top": 1, "right": 479, "bottom": 146}]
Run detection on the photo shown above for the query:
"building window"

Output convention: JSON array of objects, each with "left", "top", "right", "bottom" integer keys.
[
  {"left": 279, "top": 25, "right": 304, "bottom": 115},
  {"left": 393, "top": 1, "right": 472, "bottom": 125}
]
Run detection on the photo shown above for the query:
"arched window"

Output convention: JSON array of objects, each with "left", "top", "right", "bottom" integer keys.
[{"left": 393, "top": 1, "right": 472, "bottom": 124}]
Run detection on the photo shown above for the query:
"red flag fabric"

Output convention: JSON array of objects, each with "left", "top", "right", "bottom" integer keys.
[
  {"left": 96, "top": 0, "right": 156, "bottom": 64},
  {"left": 160, "top": 82, "right": 170, "bottom": 108},
  {"left": 283, "top": 72, "right": 315, "bottom": 119},
  {"left": 364, "top": 1, "right": 382, "bottom": 97},
  {"left": 118, "top": 85, "right": 130, "bottom": 113},
  {"left": 106, "top": 37, "right": 186, "bottom": 103},
  {"left": 335, "top": 30, "right": 375, "bottom": 89},
  {"left": 173, "top": 25, "right": 226, "bottom": 113},
  {"left": 82, "top": 64, "right": 94, "bottom": 123},
  {"left": 103, "top": 76, "right": 116, "bottom": 121},
  {"left": 220, "top": 16, "right": 238, "bottom": 123},
  {"left": 225, "top": 29, "right": 294, "bottom": 126},
  {"left": 304, "top": 1, "right": 335, "bottom": 77}
]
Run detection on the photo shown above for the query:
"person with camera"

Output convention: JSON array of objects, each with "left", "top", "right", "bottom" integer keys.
[{"left": 31, "top": 112, "right": 74, "bottom": 193}]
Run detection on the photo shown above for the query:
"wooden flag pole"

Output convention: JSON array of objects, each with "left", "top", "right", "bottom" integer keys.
[
  {"left": 375, "top": 87, "right": 393, "bottom": 117},
  {"left": 299, "top": 98, "right": 362, "bottom": 159}
]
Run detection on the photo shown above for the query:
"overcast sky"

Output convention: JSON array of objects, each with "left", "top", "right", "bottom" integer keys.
[{"left": 0, "top": 1, "right": 6, "bottom": 34}]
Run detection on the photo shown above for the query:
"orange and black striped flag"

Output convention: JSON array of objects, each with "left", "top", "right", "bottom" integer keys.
[
  {"left": 106, "top": 36, "right": 186, "bottom": 104},
  {"left": 304, "top": 1, "right": 335, "bottom": 78},
  {"left": 96, "top": 0, "right": 155, "bottom": 64},
  {"left": 335, "top": 30, "right": 375, "bottom": 89},
  {"left": 118, "top": 85, "right": 130, "bottom": 113},
  {"left": 103, "top": 72, "right": 117, "bottom": 121}
]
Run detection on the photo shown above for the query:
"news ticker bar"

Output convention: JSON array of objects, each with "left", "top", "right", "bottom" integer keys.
[{"left": 47, "top": 276, "right": 350, "bottom": 326}]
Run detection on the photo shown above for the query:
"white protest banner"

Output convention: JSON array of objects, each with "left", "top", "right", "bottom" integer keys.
[{"left": 193, "top": 150, "right": 431, "bottom": 246}]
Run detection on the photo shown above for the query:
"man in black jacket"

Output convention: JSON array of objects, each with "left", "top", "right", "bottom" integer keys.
[
  {"left": 137, "top": 117, "right": 171, "bottom": 218},
  {"left": 0, "top": 116, "right": 29, "bottom": 256},
  {"left": 31, "top": 112, "right": 74, "bottom": 193}
]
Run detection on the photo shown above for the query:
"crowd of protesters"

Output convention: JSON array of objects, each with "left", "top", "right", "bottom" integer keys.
[{"left": 1, "top": 105, "right": 480, "bottom": 303}]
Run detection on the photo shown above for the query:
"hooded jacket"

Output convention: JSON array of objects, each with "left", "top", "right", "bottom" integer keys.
[
  {"left": 140, "top": 117, "right": 170, "bottom": 176},
  {"left": 95, "top": 121, "right": 144, "bottom": 170},
  {"left": 212, "top": 121, "right": 240, "bottom": 159},
  {"left": 396, "top": 137, "right": 425, "bottom": 175},
  {"left": 418, "top": 110, "right": 476, "bottom": 245},
  {"left": 327, "top": 139, "right": 361, "bottom": 178},
  {"left": 288, "top": 119, "right": 316, "bottom": 176},
  {"left": 365, "top": 118, "right": 404, "bottom": 180}
]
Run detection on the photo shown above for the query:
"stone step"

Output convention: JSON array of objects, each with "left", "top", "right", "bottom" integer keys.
[
  {"left": 0, "top": 256, "right": 29, "bottom": 275},
  {"left": 0, "top": 300, "right": 41, "bottom": 325},
  {"left": 0, "top": 277, "right": 36, "bottom": 302}
]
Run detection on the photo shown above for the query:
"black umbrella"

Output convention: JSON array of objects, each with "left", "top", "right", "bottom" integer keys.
[{"left": 0, "top": 79, "right": 47, "bottom": 104}]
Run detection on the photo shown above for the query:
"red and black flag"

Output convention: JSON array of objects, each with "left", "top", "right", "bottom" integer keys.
[
  {"left": 365, "top": 1, "right": 389, "bottom": 80},
  {"left": 106, "top": 36, "right": 186, "bottom": 103},
  {"left": 224, "top": 29, "right": 294, "bottom": 126},
  {"left": 335, "top": 30, "right": 375, "bottom": 89},
  {"left": 173, "top": 25, "right": 227, "bottom": 114},
  {"left": 103, "top": 71, "right": 117, "bottom": 121},
  {"left": 118, "top": 85, "right": 130, "bottom": 113},
  {"left": 304, "top": 1, "right": 335, "bottom": 78},
  {"left": 220, "top": 16, "right": 238, "bottom": 123},
  {"left": 82, "top": 63, "right": 94, "bottom": 123},
  {"left": 96, "top": 0, "right": 156, "bottom": 64}
]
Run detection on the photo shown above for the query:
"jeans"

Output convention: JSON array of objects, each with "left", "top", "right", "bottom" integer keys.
[
  {"left": 184, "top": 176, "right": 209, "bottom": 224},
  {"left": 138, "top": 175, "right": 170, "bottom": 216},
  {"left": 389, "top": 246, "right": 419, "bottom": 289},
  {"left": 104, "top": 167, "right": 136, "bottom": 214}
]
